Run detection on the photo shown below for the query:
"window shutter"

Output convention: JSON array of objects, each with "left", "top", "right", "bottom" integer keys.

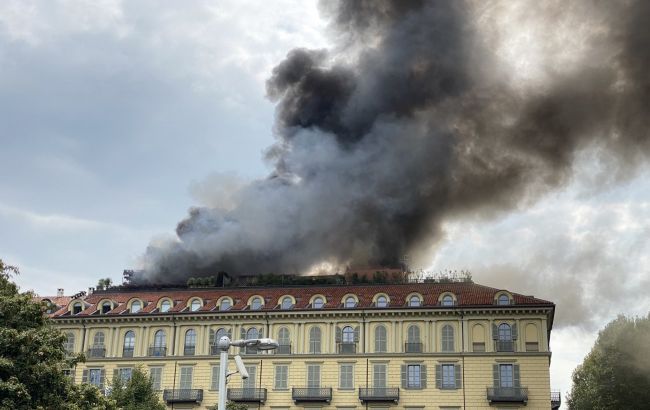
[
  {"left": 240, "top": 327, "right": 246, "bottom": 340},
  {"left": 258, "top": 327, "right": 264, "bottom": 338},
  {"left": 512, "top": 323, "right": 518, "bottom": 340},
  {"left": 99, "top": 369, "right": 106, "bottom": 390},
  {"left": 209, "top": 329, "right": 215, "bottom": 346},
  {"left": 354, "top": 326, "right": 360, "bottom": 342},
  {"left": 336, "top": 326, "right": 342, "bottom": 342},
  {"left": 82, "top": 369, "right": 89, "bottom": 384},
  {"left": 492, "top": 323, "right": 498, "bottom": 340},
  {"left": 454, "top": 364, "right": 461, "bottom": 389},
  {"left": 435, "top": 365, "right": 442, "bottom": 389},
  {"left": 400, "top": 365, "right": 406, "bottom": 388},
  {"left": 420, "top": 365, "right": 427, "bottom": 388},
  {"left": 492, "top": 364, "right": 500, "bottom": 387},
  {"left": 514, "top": 364, "right": 521, "bottom": 387}
]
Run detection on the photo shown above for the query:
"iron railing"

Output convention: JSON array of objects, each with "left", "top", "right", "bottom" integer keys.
[
  {"left": 292, "top": 387, "right": 333, "bottom": 402},
  {"left": 486, "top": 387, "right": 528, "bottom": 403},
  {"left": 551, "top": 390, "right": 561, "bottom": 409},
  {"left": 163, "top": 389, "right": 203, "bottom": 403},
  {"left": 122, "top": 347, "right": 134, "bottom": 358},
  {"left": 86, "top": 346, "right": 106, "bottom": 358},
  {"left": 227, "top": 388, "right": 267, "bottom": 402},
  {"left": 276, "top": 343, "right": 291, "bottom": 354},
  {"left": 495, "top": 340, "right": 516, "bottom": 352},
  {"left": 405, "top": 342, "right": 423, "bottom": 353},
  {"left": 337, "top": 342, "right": 357, "bottom": 354},
  {"left": 183, "top": 346, "right": 195, "bottom": 356},
  {"left": 359, "top": 387, "right": 400, "bottom": 402},
  {"left": 148, "top": 346, "right": 167, "bottom": 357}
]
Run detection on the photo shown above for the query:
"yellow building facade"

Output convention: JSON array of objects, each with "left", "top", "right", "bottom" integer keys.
[{"left": 44, "top": 281, "right": 559, "bottom": 409}]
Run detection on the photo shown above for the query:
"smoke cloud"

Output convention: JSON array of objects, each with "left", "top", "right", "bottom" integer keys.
[{"left": 141, "top": 0, "right": 650, "bottom": 284}]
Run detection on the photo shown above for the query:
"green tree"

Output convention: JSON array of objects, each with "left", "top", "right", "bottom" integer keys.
[
  {"left": 108, "top": 366, "right": 165, "bottom": 410},
  {"left": 96, "top": 278, "right": 113, "bottom": 291},
  {"left": 0, "top": 259, "right": 114, "bottom": 410},
  {"left": 567, "top": 314, "right": 650, "bottom": 409},
  {"left": 207, "top": 401, "right": 249, "bottom": 410}
]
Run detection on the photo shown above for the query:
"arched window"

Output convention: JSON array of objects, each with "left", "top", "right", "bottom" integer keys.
[
  {"left": 219, "top": 298, "right": 231, "bottom": 311},
  {"left": 309, "top": 326, "right": 322, "bottom": 353},
  {"left": 93, "top": 331, "right": 105, "bottom": 346},
  {"left": 246, "top": 328, "right": 259, "bottom": 339},
  {"left": 441, "top": 295, "right": 454, "bottom": 306},
  {"left": 184, "top": 329, "right": 197, "bottom": 355},
  {"left": 64, "top": 332, "right": 75, "bottom": 354},
  {"left": 281, "top": 296, "right": 293, "bottom": 309},
  {"left": 160, "top": 300, "right": 171, "bottom": 313},
  {"left": 498, "top": 294, "right": 510, "bottom": 306},
  {"left": 101, "top": 301, "right": 112, "bottom": 314},
  {"left": 250, "top": 297, "right": 262, "bottom": 310},
  {"left": 123, "top": 331, "right": 135, "bottom": 357},
  {"left": 407, "top": 325, "right": 420, "bottom": 343},
  {"left": 278, "top": 327, "right": 290, "bottom": 353},
  {"left": 498, "top": 323, "right": 512, "bottom": 341},
  {"left": 344, "top": 296, "right": 356, "bottom": 308},
  {"left": 154, "top": 330, "right": 166, "bottom": 347},
  {"left": 376, "top": 295, "right": 388, "bottom": 308},
  {"left": 312, "top": 297, "right": 324, "bottom": 309},
  {"left": 130, "top": 300, "right": 142, "bottom": 313},
  {"left": 441, "top": 325, "right": 454, "bottom": 352},
  {"left": 408, "top": 295, "right": 422, "bottom": 307},
  {"left": 73, "top": 302, "right": 82, "bottom": 314},
  {"left": 190, "top": 299, "right": 201, "bottom": 312},
  {"left": 374, "top": 325, "right": 387, "bottom": 353},
  {"left": 342, "top": 326, "right": 354, "bottom": 343}
]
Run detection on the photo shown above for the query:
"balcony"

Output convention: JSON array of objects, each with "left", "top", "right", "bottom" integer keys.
[
  {"left": 86, "top": 346, "right": 106, "bottom": 358},
  {"left": 292, "top": 387, "right": 333, "bottom": 402},
  {"left": 227, "top": 388, "right": 267, "bottom": 403},
  {"left": 359, "top": 387, "right": 400, "bottom": 403},
  {"left": 148, "top": 346, "right": 167, "bottom": 357},
  {"left": 486, "top": 387, "right": 528, "bottom": 403},
  {"left": 405, "top": 342, "right": 423, "bottom": 353},
  {"left": 495, "top": 340, "right": 516, "bottom": 352},
  {"left": 163, "top": 389, "right": 203, "bottom": 404},
  {"left": 183, "top": 346, "right": 195, "bottom": 356},
  {"left": 276, "top": 343, "right": 291, "bottom": 354},
  {"left": 551, "top": 391, "right": 561, "bottom": 409},
  {"left": 122, "top": 347, "right": 134, "bottom": 358},
  {"left": 337, "top": 342, "right": 357, "bottom": 354}
]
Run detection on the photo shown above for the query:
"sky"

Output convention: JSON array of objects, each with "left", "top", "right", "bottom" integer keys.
[{"left": 1, "top": 1, "right": 649, "bottom": 407}]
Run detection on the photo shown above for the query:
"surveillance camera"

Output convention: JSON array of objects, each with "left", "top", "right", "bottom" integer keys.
[{"left": 234, "top": 355, "right": 249, "bottom": 379}]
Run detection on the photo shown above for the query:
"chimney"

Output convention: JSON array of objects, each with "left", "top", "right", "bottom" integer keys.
[
  {"left": 88, "top": 287, "right": 94, "bottom": 295},
  {"left": 57, "top": 288, "right": 64, "bottom": 297}
]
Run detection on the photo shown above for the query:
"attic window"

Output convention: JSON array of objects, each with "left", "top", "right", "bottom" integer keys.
[
  {"left": 344, "top": 296, "right": 356, "bottom": 308},
  {"left": 130, "top": 300, "right": 142, "bottom": 313},
  {"left": 376, "top": 295, "right": 388, "bottom": 308},
  {"left": 498, "top": 294, "right": 511, "bottom": 306},
  {"left": 250, "top": 297, "right": 262, "bottom": 310},
  {"left": 281, "top": 296, "right": 293, "bottom": 310},
  {"left": 219, "top": 298, "right": 231, "bottom": 311},
  {"left": 101, "top": 302, "right": 112, "bottom": 314},
  {"left": 441, "top": 295, "right": 454, "bottom": 306},
  {"left": 160, "top": 300, "right": 171, "bottom": 313},
  {"left": 190, "top": 299, "right": 201, "bottom": 312},
  {"left": 73, "top": 302, "right": 82, "bottom": 315},
  {"left": 312, "top": 297, "right": 324, "bottom": 309},
  {"left": 408, "top": 295, "right": 422, "bottom": 307}
]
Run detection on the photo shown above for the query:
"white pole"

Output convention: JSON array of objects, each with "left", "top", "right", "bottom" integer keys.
[{"left": 217, "top": 336, "right": 230, "bottom": 410}]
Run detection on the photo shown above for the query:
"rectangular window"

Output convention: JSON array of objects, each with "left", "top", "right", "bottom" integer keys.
[
  {"left": 339, "top": 364, "right": 354, "bottom": 389},
  {"left": 373, "top": 364, "right": 387, "bottom": 388},
  {"left": 210, "top": 365, "right": 220, "bottom": 390},
  {"left": 179, "top": 367, "right": 193, "bottom": 390},
  {"left": 307, "top": 364, "right": 321, "bottom": 388},
  {"left": 407, "top": 364, "right": 421, "bottom": 388},
  {"left": 499, "top": 364, "right": 514, "bottom": 388},
  {"left": 310, "top": 338, "right": 321, "bottom": 354},
  {"left": 441, "top": 364, "right": 456, "bottom": 389},
  {"left": 118, "top": 367, "right": 133, "bottom": 382},
  {"left": 473, "top": 342, "right": 485, "bottom": 352},
  {"left": 275, "top": 365, "right": 288, "bottom": 390},
  {"left": 88, "top": 368, "right": 103, "bottom": 388},
  {"left": 243, "top": 365, "right": 257, "bottom": 389},
  {"left": 63, "top": 369, "right": 74, "bottom": 383},
  {"left": 526, "top": 342, "right": 539, "bottom": 352},
  {"left": 149, "top": 367, "right": 162, "bottom": 390}
]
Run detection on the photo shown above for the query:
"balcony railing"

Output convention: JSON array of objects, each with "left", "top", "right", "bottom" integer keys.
[
  {"left": 227, "top": 388, "right": 267, "bottom": 402},
  {"left": 183, "top": 346, "right": 195, "bottom": 356},
  {"left": 359, "top": 387, "right": 400, "bottom": 402},
  {"left": 551, "top": 390, "right": 561, "bottom": 409},
  {"left": 405, "top": 342, "right": 423, "bottom": 353},
  {"left": 487, "top": 387, "right": 528, "bottom": 403},
  {"left": 495, "top": 340, "right": 516, "bottom": 352},
  {"left": 163, "top": 389, "right": 203, "bottom": 403},
  {"left": 148, "top": 346, "right": 167, "bottom": 357},
  {"left": 337, "top": 342, "right": 357, "bottom": 354},
  {"left": 86, "top": 346, "right": 106, "bottom": 358},
  {"left": 292, "top": 387, "right": 333, "bottom": 402},
  {"left": 276, "top": 343, "right": 291, "bottom": 354},
  {"left": 122, "top": 347, "right": 134, "bottom": 358}
]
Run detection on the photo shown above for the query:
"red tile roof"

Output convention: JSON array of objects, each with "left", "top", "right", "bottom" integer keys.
[{"left": 43, "top": 282, "right": 552, "bottom": 318}]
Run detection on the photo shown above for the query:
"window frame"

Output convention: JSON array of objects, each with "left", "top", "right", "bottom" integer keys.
[
  {"left": 407, "top": 364, "right": 422, "bottom": 389},
  {"left": 374, "top": 325, "right": 387, "bottom": 353},
  {"left": 274, "top": 364, "right": 289, "bottom": 390},
  {"left": 339, "top": 363, "right": 354, "bottom": 390},
  {"left": 441, "top": 325, "right": 455, "bottom": 352},
  {"left": 441, "top": 364, "right": 456, "bottom": 389}
]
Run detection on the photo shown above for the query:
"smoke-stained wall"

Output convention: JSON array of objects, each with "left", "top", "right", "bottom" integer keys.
[{"left": 140, "top": 0, "right": 650, "bottom": 284}]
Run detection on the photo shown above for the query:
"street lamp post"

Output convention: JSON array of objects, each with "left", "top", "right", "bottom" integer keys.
[{"left": 217, "top": 336, "right": 279, "bottom": 410}]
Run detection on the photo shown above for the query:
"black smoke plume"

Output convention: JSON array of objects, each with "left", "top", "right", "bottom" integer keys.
[{"left": 140, "top": 0, "right": 650, "bottom": 283}]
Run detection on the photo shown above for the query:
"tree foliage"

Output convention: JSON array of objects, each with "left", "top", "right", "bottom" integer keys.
[
  {"left": 108, "top": 366, "right": 165, "bottom": 410},
  {"left": 207, "top": 401, "right": 249, "bottom": 410},
  {"left": 95, "top": 278, "right": 113, "bottom": 291},
  {"left": 0, "top": 259, "right": 114, "bottom": 410},
  {"left": 567, "top": 314, "right": 650, "bottom": 409}
]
